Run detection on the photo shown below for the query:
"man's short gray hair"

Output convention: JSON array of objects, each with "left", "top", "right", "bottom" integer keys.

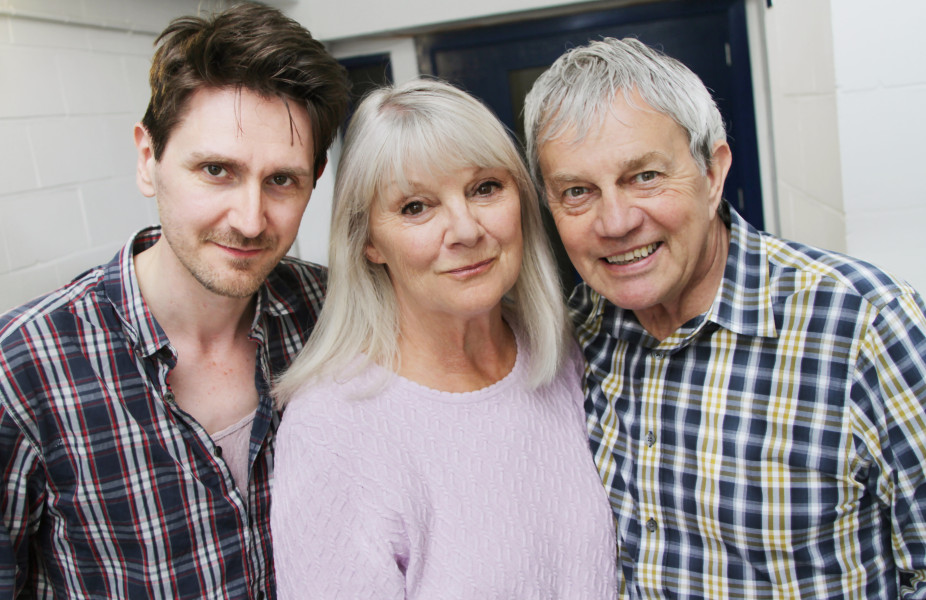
[{"left": 524, "top": 37, "right": 727, "bottom": 188}]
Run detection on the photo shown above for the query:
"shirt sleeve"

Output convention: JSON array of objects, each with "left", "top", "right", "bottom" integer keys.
[
  {"left": 0, "top": 404, "right": 43, "bottom": 597},
  {"left": 271, "top": 404, "right": 406, "bottom": 600},
  {"left": 851, "top": 290, "right": 926, "bottom": 598}
]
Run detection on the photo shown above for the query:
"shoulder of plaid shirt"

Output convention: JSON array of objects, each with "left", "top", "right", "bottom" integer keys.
[
  {"left": 0, "top": 226, "right": 326, "bottom": 599},
  {"left": 574, "top": 206, "right": 926, "bottom": 599}
]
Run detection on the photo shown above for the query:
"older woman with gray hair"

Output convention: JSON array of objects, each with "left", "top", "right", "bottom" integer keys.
[{"left": 270, "top": 78, "right": 618, "bottom": 598}]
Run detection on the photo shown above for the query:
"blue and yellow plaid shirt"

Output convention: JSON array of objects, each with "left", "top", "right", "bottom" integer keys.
[{"left": 574, "top": 207, "right": 926, "bottom": 599}]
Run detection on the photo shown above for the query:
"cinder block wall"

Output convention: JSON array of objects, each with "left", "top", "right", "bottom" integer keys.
[
  {"left": 0, "top": 0, "right": 231, "bottom": 313},
  {"left": 0, "top": 9, "right": 156, "bottom": 311},
  {"left": 832, "top": 0, "right": 926, "bottom": 293}
]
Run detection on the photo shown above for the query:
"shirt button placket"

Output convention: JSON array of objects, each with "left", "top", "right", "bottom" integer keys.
[{"left": 639, "top": 346, "right": 665, "bottom": 585}]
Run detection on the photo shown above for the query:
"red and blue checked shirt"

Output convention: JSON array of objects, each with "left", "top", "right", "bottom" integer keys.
[
  {"left": 575, "top": 207, "right": 926, "bottom": 599},
  {"left": 0, "top": 227, "right": 326, "bottom": 599}
]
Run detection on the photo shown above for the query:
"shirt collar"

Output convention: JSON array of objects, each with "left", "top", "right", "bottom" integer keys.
[
  {"left": 102, "top": 226, "right": 306, "bottom": 359},
  {"left": 706, "top": 207, "right": 778, "bottom": 339},
  {"left": 571, "top": 206, "right": 778, "bottom": 344},
  {"left": 102, "top": 226, "right": 170, "bottom": 359}
]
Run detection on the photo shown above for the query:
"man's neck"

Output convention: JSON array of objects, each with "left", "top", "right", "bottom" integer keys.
[
  {"left": 133, "top": 237, "right": 262, "bottom": 434},
  {"left": 634, "top": 219, "right": 731, "bottom": 341},
  {"left": 133, "top": 238, "right": 256, "bottom": 346}
]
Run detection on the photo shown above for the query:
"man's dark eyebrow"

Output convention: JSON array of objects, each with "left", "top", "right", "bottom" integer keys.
[
  {"left": 187, "top": 152, "right": 312, "bottom": 179},
  {"left": 270, "top": 166, "right": 314, "bottom": 179},
  {"left": 187, "top": 152, "right": 241, "bottom": 169}
]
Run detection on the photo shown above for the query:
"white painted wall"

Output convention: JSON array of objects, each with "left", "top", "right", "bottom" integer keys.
[
  {"left": 0, "top": 0, "right": 240, "bottom": 312},
  {"left": 758, "top": 0, "right": 926, "bottom": 292},
  {"left": 287, "top": 0, "right": 632, "bottom": 41},
  {"left": 831, "top": 0, "right": 926, "bottom": 292},
  {"left": 759, "top": 0, "right": 844, "bottom": 251}
]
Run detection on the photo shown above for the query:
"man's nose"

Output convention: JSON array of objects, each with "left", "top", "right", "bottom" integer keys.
[
  {"left": 595, "top": 189, "right": 642, "bottom": 238},
  {"left": 228, "top": 182, "right": 268, "bottom": 239}
]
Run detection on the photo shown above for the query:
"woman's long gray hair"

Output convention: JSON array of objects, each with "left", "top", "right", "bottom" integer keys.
[{"left": 274, "top": 78, "right": 570, "bottom": 404}]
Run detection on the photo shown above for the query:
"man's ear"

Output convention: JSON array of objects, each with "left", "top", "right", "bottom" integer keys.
[
  {"left": 313, "top": 158, "right": 328, "bottom": 188},
  {"left": 134, "top": 124, "right": 157, "bottom": 198},
  {"left": 706, "top": 141, "right": 732, "bottom": 214}
]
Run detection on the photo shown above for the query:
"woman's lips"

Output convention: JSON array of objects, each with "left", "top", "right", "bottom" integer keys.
[{"left": 446, "top": 258, "right": 494, "bottom": 276}]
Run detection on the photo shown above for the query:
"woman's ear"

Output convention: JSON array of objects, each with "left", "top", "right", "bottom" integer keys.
[{"left": 364, "top": 241, "right": 386, "bottom": 265}]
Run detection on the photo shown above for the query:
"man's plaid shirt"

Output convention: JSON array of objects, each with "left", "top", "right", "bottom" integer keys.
[
  {"left": 573, "top": 208, "right": 926, "bottom": 599},
  {"left": 0, "top": 227, "right": 325, "bottom": 599}
]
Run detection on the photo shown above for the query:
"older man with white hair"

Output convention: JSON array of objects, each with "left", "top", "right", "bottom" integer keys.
[{"left": 525, "top": 36, "right": 926, "bottom": 599}]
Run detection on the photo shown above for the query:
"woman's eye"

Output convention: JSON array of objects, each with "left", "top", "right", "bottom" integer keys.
[
  {"left": 474, "top": 181, "right": 501, "bottom": 196},
  {"left": 401, "top": 201, "right": 425, "bottom": 216}
]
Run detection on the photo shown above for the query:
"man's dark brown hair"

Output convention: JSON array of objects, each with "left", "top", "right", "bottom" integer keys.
[{"left": 141, "top": 2, "right": 350, "bottom": 178}]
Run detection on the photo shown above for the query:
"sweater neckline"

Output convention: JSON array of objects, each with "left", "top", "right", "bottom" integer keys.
[{"left": 373, "top": 320, "right": 526, "bottom": 404}]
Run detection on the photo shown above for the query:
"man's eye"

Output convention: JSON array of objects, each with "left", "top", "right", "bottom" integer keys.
[
  {"left": 204, "top": 164, "right": 227, "bottom": 177},
  {"left": 564, "top": 186, "right": 588, "bottom": 199},
  {"left": 401, "top": 201, "right": 425, "bottom": 216},
  {"left": 634, "top": 171, "right": 659, "bottom": 183},
  {"left": 271, "top": 174, "right": 293, "bottom": 186}
]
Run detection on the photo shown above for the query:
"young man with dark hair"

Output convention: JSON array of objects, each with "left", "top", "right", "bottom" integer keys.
[{"left": 0, "top": 3, "right": 349, "bottom": 597}]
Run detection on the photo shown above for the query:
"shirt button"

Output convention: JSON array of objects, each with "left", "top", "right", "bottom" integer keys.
[
  {"left": 646, "top": 518, "right": 658, "bottom": 533},
  {"left": 214, "top": 446, "right": 223, "bottom": 458},
  {"left": 652, "top": 351, "right": 664, "bottom": 359},
  {"left": 256, "top": 591, "right": 264, "bottom": 600},
  {"left": 164, "top": 391, "right": 176, "bottom": 405},
  {"left": 645, "top": 431, "right": 656, "bottom": 447}
]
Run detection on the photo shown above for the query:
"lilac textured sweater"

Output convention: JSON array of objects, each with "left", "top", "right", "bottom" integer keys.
[{"left": 271, "top": 335, "right": 618, "bottom": 599}]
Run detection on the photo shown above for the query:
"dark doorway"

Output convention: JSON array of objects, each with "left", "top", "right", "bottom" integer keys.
[{"left": 340, "top": 53, "right": 394, "bottom": 126}]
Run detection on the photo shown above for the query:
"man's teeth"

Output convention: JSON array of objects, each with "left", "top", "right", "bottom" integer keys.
[{"left": 605, "top": 243, "right": 659, "bottom": 265}]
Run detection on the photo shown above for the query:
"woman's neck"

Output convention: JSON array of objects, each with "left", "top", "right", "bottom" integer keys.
[{"left": 394, "top": 306, "right": 517, "bottom": 393}]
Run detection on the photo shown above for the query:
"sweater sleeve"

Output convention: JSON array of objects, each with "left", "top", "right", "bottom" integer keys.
[{"left": 271, "top": 401, "right": 407, "bottom": 600}]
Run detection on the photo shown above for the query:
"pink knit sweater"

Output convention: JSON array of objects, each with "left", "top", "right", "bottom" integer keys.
[{"left": 271, "top": 336, "right": 618, "bottom": 599}]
